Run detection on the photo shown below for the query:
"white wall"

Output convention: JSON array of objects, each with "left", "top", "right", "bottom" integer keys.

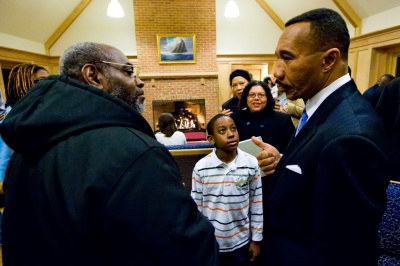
[
  {"left": 362, "top": 6, "right": 400, "bottom": 34},
  {"left": 216, "top": 0, "right": 282, "bottom": 54},
  {"left": 0, "top": 33, "right": 45, "bottom": 55},
  {"left": 50, "top": 0, "right": 137, "bottom": 56}
]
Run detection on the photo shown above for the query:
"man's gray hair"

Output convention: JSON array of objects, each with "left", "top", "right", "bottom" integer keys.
[{"left": 59, "top": 42, "right": 114, "bottom": 79}]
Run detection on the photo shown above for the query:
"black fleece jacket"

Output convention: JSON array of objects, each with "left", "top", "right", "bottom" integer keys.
[{"left": 0, "top": 75, "right": 218, "bottom": 266}]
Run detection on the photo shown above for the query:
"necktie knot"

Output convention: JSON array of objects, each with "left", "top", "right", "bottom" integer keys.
[{"left": 295, "top": 109, "right": 308, "bottom": 136}]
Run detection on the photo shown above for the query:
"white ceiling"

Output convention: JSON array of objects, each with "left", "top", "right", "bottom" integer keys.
[
  {"left": 1, "top": 0, "right": 400, "bottom": 55},
  {"left": 0, "top": 0, "right": 82, "bottom": 43}
]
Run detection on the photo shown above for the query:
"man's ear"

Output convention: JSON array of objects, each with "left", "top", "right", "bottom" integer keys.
[
  {"left": 207, "top": 135, "right": 215, "bottom": 145},
  {"left": 322, "top": 48, "right": 340, "bottom": 73},
  {"left": 81, "top": 64, "right": 104, "bottom": 89}
]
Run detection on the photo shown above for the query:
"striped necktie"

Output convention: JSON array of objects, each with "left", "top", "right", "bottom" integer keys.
[{"left": 295, "top": 108, "right": 308, "bottom": 136}]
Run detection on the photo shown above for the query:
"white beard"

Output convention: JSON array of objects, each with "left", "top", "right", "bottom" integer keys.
[{"left": 135, "top": 99, "right": 145, "bottom": 114}]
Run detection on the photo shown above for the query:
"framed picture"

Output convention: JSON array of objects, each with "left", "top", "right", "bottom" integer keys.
[{"left": 157, "top": 34, "right": 196, "bottom": 64}]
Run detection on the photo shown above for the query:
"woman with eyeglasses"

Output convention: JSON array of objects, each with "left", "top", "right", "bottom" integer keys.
[{"left": 231, "top": 80, "right": 295, "bottom": 153}]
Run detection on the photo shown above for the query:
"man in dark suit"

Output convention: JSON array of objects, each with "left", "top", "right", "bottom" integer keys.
[
  {"left": 375, "top": 78, "right": 400, "bottom": 181},
  {"left": 363, "top": 73, "right": 395, "bottom": 107},
  {"left": 252, "top": 8, "right": 389, "bottom": 266}
]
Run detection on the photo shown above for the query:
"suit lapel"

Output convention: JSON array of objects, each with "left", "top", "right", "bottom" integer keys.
[{"left": 266, "top": 80, "right": 359, "bottom": 191}]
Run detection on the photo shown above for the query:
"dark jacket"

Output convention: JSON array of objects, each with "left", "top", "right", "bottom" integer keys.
[
  {"left": 0, "top": 75, "right": 219, "bottom": 266},
  {"left": 375, "top": 77, "right": 400, "bottom": 181},
  {"left": 222, "top": 97, "right": 240, "bottom": 115},
  {"left": 231, "top": 108, "right": 295, "bottom": 153},
  {"left": 263, "top": 80, "right": 388, "bottom": 266},
  {"left": 363, "top": 83, "right": 381, "bottom": 107}
]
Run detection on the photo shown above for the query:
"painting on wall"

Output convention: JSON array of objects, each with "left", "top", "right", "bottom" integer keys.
[{"left": 157, "top": 34, "right": 196, "bottom": 64}]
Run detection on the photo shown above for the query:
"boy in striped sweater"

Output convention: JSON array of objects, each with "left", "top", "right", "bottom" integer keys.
[{"left": 191, "top": 114, "right": 263, "bottom": 266}]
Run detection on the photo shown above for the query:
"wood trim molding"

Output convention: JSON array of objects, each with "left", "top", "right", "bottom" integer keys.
[
  {"left": 140, "top": 72, "right": 219, "bottom": 79},
  {"left": 332, "top": 0, "right": 362, "bottom": 36},
  {"left": 255, "top": 0, "right": 284, "bottom": 30},
  {"left": 44, "top": 0, "right": 92, "bottom": 55},
  {"left": 217, "top": 54, "right": 276, "bottom": 63},
  {"left": 350, "top": 25, "right": 400, "bottom": 41},
  {"left": 0, "top": 47, "right": 56, "bottom": 65},
  {"left": 350, "top": 25, "right": 400, "bottom": 49},
  {"left": 169, "top": 148, "right": 213, "bottom": 156}
]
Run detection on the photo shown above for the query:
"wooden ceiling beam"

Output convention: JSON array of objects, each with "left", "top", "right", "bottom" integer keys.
[
  {"left": 44, "top": 0, "right": 92, "bottom": 55},
  {"left": 255, "top": 0, "right": 285, "bottom": 30},
  {"left": 332, "top": 0, "right": 362, "bottom": 36}
]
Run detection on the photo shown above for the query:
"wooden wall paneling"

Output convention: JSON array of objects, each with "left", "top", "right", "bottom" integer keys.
[
  {"left": 355, "top": 49, "right": 370, "bottom": 92},
  {"left": 217, "top": 62, "right": 232, "bottom": 110},
  {"left": 349, "top": 26, "right": 400, "bottom": 90},
  {"left": 388, "top": 51, "right": 399, "bottom": 75}
]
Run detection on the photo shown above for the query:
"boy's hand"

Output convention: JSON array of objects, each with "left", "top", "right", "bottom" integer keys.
[{"left": 248, "top": 241, "right": 260, "bottom": 262}]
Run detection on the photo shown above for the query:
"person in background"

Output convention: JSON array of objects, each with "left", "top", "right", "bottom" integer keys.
[
  {"left": 273, "top": 84, "right": 305, "bottom": 128},
  {"left": 363, "top": 73, "right": 395, "bottom": 107},
  {"left": 263, "top": 76, "right": 274, "bottom": 89},
  {"left": 252, "top": 8, "right": 388, "bottom": 266},
  {"left": 191, "top": 113, "right": 263, "bottom": 266},
  {"left": 0, "top": 63, "right": 49, "bottom": 183},
  {"left": 0, "top": 42, "right": 219, "bottom": 266},
  {"left": 155, "top": 112, "right": 187, "bottom": 145},
  {"left": 375, "top": 77, "right": 400, "bottom": 181},
  {"left": 222, "top": 69, "right": 252, "bottom": 116},
  {"left": 0, "top": 93, "right": 6, "bottom": 120},
  {"left": 231, "top": 80, "right": 294, "bottom": 153}
]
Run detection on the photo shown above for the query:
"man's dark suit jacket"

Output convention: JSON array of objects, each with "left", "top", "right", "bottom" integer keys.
[
  {"left": 375, "top": 78, "right": 400, "bottom": 181},
  {"left": 263, "top": 79, "right": 389, "bottom": 266},
  {"left": 363, "top": 83, "right": 381, "bottom": 107}
]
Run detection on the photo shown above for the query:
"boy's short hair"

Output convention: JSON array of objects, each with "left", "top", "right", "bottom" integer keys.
[{"left": 206, "top": 114, "right": 229, "bottom": 136}]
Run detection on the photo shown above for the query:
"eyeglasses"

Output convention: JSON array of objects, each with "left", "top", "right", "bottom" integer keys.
[
  {"left": 93, "top": 61, "right": 136, "bottom": 79},
  {"left": 248, "top": 93, "right": 267, "bottom": 99}
]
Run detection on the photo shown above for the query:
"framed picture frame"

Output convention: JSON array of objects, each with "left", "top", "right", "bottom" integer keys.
[{"left": 157, "top": 34, "right": 196, "bottom": 64}]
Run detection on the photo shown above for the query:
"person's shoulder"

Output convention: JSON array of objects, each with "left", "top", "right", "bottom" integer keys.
[
  {"left": 271, "top": 110, "right": 292, "bottom": 121},
  {"left": 84, "top": 127, "right": 166, "bottom": 165},
  {"left": 232, "top": 108, "right": 249, "bottom": 119},
  {"left": 154, "top": 131, "right": 165, "bottom": 140},
  {"left": 237, "top": 148, "right": 258, "bottom": 163},
  {"left": 381, "top": 77, "right": 400, "bottom": 94},
  {"left": 222, "top": 98, "right": 232, "bottom": 108},
  {"left": 174, "top": 131, "right": 185, "bottom": 137},
  {"left": 363, "top": 84, "right": 378, "bottom": 99},
  {"left": 194, "top": 152, "right": 214, "bottom": 169},
  {"left": 109, "top": 127, "right": 165, "bottom": 154}
]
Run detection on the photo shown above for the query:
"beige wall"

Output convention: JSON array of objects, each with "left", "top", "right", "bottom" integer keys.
[{"left": 349, "top": 25, "right": 400, "bottom": 92}]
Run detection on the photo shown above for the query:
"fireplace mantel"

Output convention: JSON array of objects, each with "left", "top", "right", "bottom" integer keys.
[{"left": 140, "top": 72, "right": 219, "bottom": 79}]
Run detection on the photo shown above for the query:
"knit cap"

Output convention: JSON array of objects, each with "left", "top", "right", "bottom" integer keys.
[{"left": 229, "top": 69, "right": 251, "bottom": 85}]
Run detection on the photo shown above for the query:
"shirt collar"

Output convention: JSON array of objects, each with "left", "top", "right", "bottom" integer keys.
[
  {"left": 306, "top": 74, "right": 351, "bottom": 119},
  {"left": 211, "top": 148, "right": 245, "bottom": 169}
]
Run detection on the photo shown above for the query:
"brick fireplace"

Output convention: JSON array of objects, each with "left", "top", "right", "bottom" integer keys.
[
  {"left": 152, "top": 99, "right": 206, "bottom": 132},
  {"left": 133, "top": 0, "right": 219, "bottom": 132}
]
